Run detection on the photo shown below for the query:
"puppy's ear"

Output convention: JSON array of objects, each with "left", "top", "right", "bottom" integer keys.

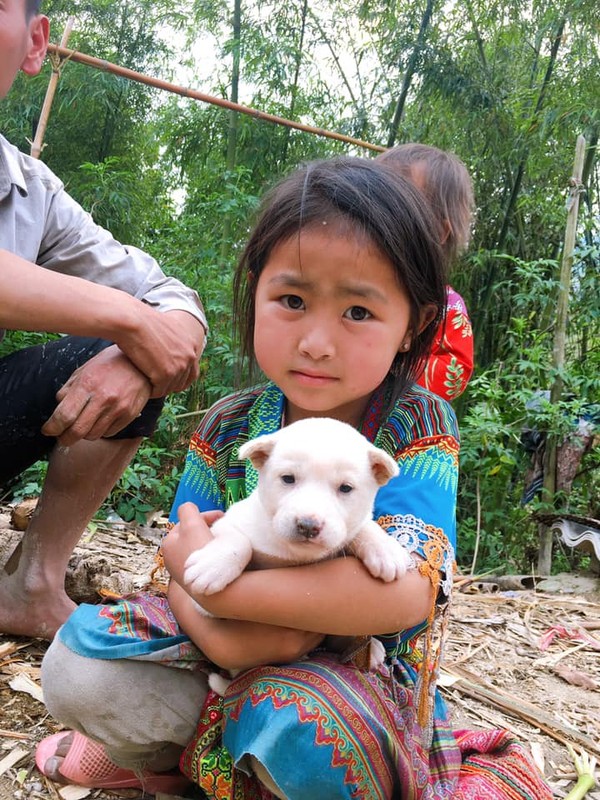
[
  {"left": 239, "top": 435, "right": 277, "bottom": 470},
  {"left": 368, "top": 447, "right": 399, "bottom": 486}
]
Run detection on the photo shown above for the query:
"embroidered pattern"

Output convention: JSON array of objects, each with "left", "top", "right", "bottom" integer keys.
[
  {"left": 378, "top": 514, "right": 454, "bottom": 598},
  {"left": 180, "top": 433, "right": 221, "bottom": 508}
]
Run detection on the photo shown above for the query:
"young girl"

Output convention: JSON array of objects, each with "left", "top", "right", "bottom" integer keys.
[
  {"left": 376, "top": 143, "right": 475, "bottom": 402},
  {"left": 37, "top": 157, "right": 551, "bottom": 800}
]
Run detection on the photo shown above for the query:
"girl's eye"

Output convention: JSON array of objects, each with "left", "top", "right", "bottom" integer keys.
[
  {"left": 281, "top": 294, "right": 304, "bottom": 311},
  {"left": 344, "top": 306, "right": 372, "bottom": 321},
  {"left": 281, "top": 474, "right": 296, "bottom": 485},
  {"left": 338, "top": 483, "right": 353, "bottom": 494}
]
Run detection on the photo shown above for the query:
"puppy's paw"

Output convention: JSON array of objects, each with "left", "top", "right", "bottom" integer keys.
[
  {"left": 208, "top": 672, "right": 233, "bottom": 696},
  {"left": 183, "top": 547, "right": 245, "bottom": 595},
  {"left": 368, "top": 637, "right": 387, "bottom": 671},
  {"left": 357, "top": 528, "right": 413, "bottom": 582}
]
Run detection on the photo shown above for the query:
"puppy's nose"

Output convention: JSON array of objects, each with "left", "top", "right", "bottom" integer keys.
[{"left": 296, "top": 517, "right": 322, "bottom": 539}]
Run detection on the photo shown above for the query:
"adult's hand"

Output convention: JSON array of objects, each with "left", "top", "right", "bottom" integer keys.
[
  {"left": 41, "top": 345, "right": 151, "bottom": 446},
  {"left": 118, "top": 308, "right": 205, "bottom": 398}
]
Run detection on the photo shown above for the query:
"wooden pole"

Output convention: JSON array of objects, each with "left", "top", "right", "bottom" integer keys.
[
  {"left": 46, "top": 43, "right": 386, "bottom": 154},
  {"left": 537, "top": 134, "right": 587, "bottom": 575},
  {"left": 30, "top": 19, "right": 74, "bottom": 159}
]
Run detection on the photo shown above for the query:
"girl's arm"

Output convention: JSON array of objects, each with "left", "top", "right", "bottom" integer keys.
[
  {"left": 168, "top": 580, "right": 324, "bottom": 670},
  {"left": 163, "top": 503, "right": 434, "bottom": 637}
]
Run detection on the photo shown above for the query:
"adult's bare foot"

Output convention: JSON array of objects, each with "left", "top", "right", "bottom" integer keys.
[{"left": 0, "top": 574, "right": 75, "bottom": 639}]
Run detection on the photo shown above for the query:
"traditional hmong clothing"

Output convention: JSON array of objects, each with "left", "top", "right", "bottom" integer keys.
[
  {"left": 53, "top": 381, "right": 551, "bottom": 800},
  {"left": 416, "top": 287, "right": 474, "bottom": 402}
]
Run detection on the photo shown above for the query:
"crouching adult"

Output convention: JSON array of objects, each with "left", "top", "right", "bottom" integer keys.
[{"left": 0, "top": 0, "right": 207, "bottom": 639}]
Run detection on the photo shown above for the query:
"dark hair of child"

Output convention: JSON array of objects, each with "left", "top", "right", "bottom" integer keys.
[
  {"left": 26, "top": 0, "right": 42, "bottom": 18},
  {"left": 232, "top": 156, "right": 447, "bottom": 399},
  {"left": 376, "top": 143, "right": 474, "bottom": 268}
]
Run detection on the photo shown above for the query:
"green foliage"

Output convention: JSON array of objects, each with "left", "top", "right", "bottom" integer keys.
[
  {"left": 457, "top": 252, "right": 599, "bottom": 572},
  {"left": 4, "top": 463, "right": 47, "bottom": 505},
  {"left": 108, "top": 397, "right": 189, "bottom": 524},
  {"left": 1, "top": 0, "right": 598, "bottom": 573}
]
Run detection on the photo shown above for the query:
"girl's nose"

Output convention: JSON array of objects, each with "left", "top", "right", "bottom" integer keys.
[{"left": 298, "top": 324, "right": 335, "bottom": 360}]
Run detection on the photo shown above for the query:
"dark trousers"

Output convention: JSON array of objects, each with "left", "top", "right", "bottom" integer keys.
[{"left": 0, "top": 336, "right": 164, "bottom": 486}]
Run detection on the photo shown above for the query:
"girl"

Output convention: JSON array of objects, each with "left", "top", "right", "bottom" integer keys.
[
  {"left": 37, "top": 157, "right": 551, "bottom": 800},
  {"left": 376, "top": 143, "right": 475, "bottom": 402}
]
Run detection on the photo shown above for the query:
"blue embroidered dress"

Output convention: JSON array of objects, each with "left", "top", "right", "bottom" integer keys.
[
  {"left": 59, "top": 381, "right": 457, "bottom": 665},
  {"left": 55, "top": 382, "right": 552, "bottom": 800},
  {"left": 57, "top": 381, "right": 463, "bottom": 798}
]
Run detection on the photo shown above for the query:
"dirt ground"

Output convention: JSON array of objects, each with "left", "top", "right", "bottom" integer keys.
[{"left": 1, "top": 506, "right": 599, "bottom": 800}]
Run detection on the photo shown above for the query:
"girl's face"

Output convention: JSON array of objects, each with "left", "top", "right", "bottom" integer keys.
[{"left": 253, "top": 224, "right": 414, "bottom": 427}]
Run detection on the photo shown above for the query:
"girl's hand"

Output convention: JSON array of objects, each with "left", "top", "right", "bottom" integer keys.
[{"left": 162, "top": 502, "right": 223, "bottom": 585}]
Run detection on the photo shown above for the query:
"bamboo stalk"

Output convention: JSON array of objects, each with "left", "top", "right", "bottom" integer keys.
[
  {"left": 537, "top": 135, "right": 587, "bottom": 575},
  {"left": 46, "top": 43, "right": 385, "bottom": 153},
  {"left": 31, "top": 19, "right": 74, "bottom": 159}
]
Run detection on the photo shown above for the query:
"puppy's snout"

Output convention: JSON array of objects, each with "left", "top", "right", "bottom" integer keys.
[{"left": 295, "top": 516, "right": 322, "bottom": 540}]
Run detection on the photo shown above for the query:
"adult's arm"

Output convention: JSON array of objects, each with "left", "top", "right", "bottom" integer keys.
[
  {"left": 162, "top": 503, "right": 434, "bottom": 637},
  {"left": 0, "top": 251, "right": 205, "bottom": 441},
  {"left": 38, "top": 191, "right": 208, "bottom": 399},
  {"left": 1, "top": 138, "right": 207, "bottom": 396},
  {"left": 39, "top": 188, "right": 206, "bottom": 328},
  {"left": 0, "top": 250, "right": 205, "bottom": 394},
  {"left": 0, "top": 249, "right": 148, "bottom": 337},
  {"left": 0, "top": 137, "right": 205, "bottom": 327}
]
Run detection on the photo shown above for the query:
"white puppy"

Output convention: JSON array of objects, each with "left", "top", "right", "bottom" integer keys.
[
  {"left": 182, "top": 416, "right": 413, "bottom": 690},
  {"left": 184, "top": 417, "right": 412, "bottom": 593}
]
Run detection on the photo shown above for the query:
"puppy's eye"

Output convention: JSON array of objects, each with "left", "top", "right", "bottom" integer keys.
[
  {"left": 281, "top": 474, "right": 296, "bottom": 485},
  {"left": 339, "top": 483, "right": 353, "bottom": 494}
]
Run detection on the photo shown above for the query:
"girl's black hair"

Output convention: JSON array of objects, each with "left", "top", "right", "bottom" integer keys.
[
  {"left": 232, "top": 156, "right": 447, "bottom": 400},
  {"left": 26, "top": 0, "right": 42, "bottom": 18}
]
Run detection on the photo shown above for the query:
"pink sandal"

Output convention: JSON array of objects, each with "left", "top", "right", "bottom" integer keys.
[{"left": 35, "top": 731, "right": 191, "bottom": 794}]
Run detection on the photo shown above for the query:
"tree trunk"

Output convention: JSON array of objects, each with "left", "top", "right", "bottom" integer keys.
[
  {"left": 219, "top": 0, "right": 242, "bottom": 265},
  {"left": 281, "top": 0, "right": 309, "bottom": 164},
  {"left": 386, "top": 0, "right": 437, "bottom": 148}
]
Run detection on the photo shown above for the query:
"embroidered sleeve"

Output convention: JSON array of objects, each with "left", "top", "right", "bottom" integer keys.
[
  {"left": 168, "top": 429, "right": 223, "bottom": 520},
  {"left": 377, "top": 514, "right": 454, "bottom": 599},
  {"left": 373, "top": 391, "right": 459, "bottom": 600},
  {"left": 168, "top": 388, "right": 262, "bottom": 522}
]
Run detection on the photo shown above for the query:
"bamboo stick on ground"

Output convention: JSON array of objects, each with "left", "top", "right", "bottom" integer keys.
[{"left": 441, "top": 665, "right": 600, "bottom": 759}]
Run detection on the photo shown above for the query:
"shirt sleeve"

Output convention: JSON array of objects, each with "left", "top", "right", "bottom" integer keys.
[
  {"left": 373, "top": 391, "right": 459, "bottom": 599},
  {"left": 38, "top": 179, "right": 206, "bottom": 329}
]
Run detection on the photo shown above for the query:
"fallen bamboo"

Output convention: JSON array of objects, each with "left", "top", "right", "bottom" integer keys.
[
  {"left": 46, "top": 44, "right": 386, "bottom": 154},
  {"left": 442, "top": 665, "right": 600, "bottom": 759}
]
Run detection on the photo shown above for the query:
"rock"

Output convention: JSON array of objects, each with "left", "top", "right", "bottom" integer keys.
[{"left": 10, "top": 498, "right": 38, "bottom": 531}]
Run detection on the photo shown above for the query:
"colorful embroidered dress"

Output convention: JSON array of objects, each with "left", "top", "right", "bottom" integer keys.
[
  {"left": 416, "top": 287, "right": 474, "bottom": 402},
  {"left": 57, "top": 381, "right": 551, "bottom": 800}
]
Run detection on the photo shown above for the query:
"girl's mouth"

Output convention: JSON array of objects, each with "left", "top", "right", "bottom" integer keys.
[{"left": 290, "top": 370, "right": 337, "bottom": 386}]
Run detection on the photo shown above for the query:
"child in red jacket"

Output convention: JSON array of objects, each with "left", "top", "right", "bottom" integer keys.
[{"left": 377, "top": 143, "right": 475, "bottom": 401}]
